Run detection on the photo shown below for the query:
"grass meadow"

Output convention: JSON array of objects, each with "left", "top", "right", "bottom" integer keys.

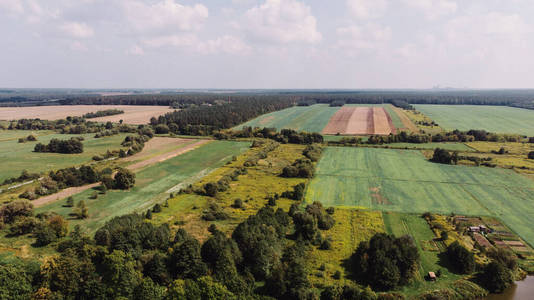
[
  {"left": 383, "top": 212, "right": 462, "bottom": 295},
  {"left": 233, "top": 104, "right": 340, "bottom": 133},
  {"left": 0, "top": 130, "right": 129, "bottom": 182},
  {"left": 152, "top": 143, "right": 308, "bottom": 241},
  {"left": 36, "top": 141, "right": 250, "bottom": 233},
  {"left": 414, "top": 105, "right": 534, "bottom": 135},
  {"left": 306, "top": 146, "right": 534, "bottom": 246}
]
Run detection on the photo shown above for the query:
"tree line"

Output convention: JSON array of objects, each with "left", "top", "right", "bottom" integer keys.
[{"left": 82, "top": 109, "right": 124, "bottom": 119}]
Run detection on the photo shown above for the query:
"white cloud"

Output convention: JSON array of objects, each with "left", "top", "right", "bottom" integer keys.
[
  {"left": 143, "top": 34, "right": 250, "bottom": 55},
  {"left": 336, "top": 23, "right": 391, "bottom": 51},
  {"left": 59, "top": 21, "right": 94, "bottom": 38},
  {"left": 346, "top": 0, "right": 388, "bottom": 19},
  {"left": 0, "top": 0, "right": 24, "bottom": 14},
  {"left": 69, "top": 41, "right": 88, "bottom": 51},
  {"left": 402, "top": 0, "right": 457, "bottom": 19},
  {"left": 122, "top": 0, "right": 208, "bottom": 34},
  {"left": 241, "top": 0, "right": 322, "bottom": 44},
  {"left": 127, "top": 45, "right": 145, "bottom": 55}
]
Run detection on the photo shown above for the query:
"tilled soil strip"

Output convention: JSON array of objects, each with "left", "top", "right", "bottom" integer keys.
[{"left": 33, "top": 139, "right": 211, "bottom": 207}]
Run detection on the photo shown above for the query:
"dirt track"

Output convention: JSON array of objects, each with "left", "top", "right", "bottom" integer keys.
[
  {"left": 0, "top": 105, "right": 173, "bottom": 125},
  {"left": 390, "top": 106, "right": 419, "bottom": 132},
  {"left": 33, "top": 138, "right": 210, "bottom": 207}
]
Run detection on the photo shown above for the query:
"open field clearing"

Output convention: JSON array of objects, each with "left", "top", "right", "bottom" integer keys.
[
  {"left": 36, "top": 141, "right": 249, "bottom": 232},
  {"left": 0, "top": 105, "right": 173, "bottom": 124},
  {"left": 0, "top": 130, "right": 128, "bottom": 182},
  {"left": 306, "top": 147, "right": 534, "bottom": 246},
  {"left": 233, "top": 104, "right": 340, "bottom": 132},
  {"left": 414, "top": 105, "right": 534, "bottom": 135},
  {"left": 152, "top": 143, "right": 308, "bottom": 241},
  {"left": 308, "top": 209, "right": 385, "bottom": 285},
  {"left": 383, "top": 212, "right": 462, "bottom": 296}
]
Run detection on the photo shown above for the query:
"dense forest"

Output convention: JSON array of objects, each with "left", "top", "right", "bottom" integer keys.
[{"left": 3, "top": 90, "right": 534, "bottom": 110}]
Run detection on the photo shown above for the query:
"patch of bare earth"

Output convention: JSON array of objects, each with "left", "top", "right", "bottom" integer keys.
[
  {"left": 258, "top": 115, "right": 275, "bottom": 126},
  {"left": 322, "top": 107, "right": 356, "bottom": 135},
  {"left": 345, "top": 107, "right": 374, "bottom": 135},
  {"left": 32, "top": 183, "right": 100, "bottom": 207},
  {"left": 373, "top": 107, "right": 394, "bottom": 135},
  {"left": 0, "top": 105, "right": 174, "bottom": 125},
  {"left": 370, "top": 187, "right": 390, "bottom": 205},
  {"left": 126, "top": 139, "right": 211, "bottom": 171},
  {"left": 33, "top": 138, "right": 210, "bottom": 207}
]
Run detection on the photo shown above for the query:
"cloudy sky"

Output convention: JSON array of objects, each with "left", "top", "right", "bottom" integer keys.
[{"left": 0, "top": 0, "right": 532, "bottom": 89}]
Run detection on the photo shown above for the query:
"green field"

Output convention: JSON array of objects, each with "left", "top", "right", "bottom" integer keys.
[
  {"left": 378, "top": 142, "right": 473, "bottom": 151},
  {"left": 36, "top": 141, "right": 250, "bottom": 232},
  {"left": 414, "top": 105, "right": 534, "bottom": 135},
  {"left": 0, "top": 130, "right": 129, "bottom": 182},
  {"left": 306, "top": 147, "right": 534, "bottom": 246},
  {"left": 233, "top": 104, "right": 339, "bottom": 132},
  {"left": 383, "top": 212, "right": 461, "bottom": 295}
]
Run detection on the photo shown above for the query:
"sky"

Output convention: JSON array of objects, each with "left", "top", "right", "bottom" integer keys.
[{"left": 0, "top": 0, "right": 533, "bottom": 89}]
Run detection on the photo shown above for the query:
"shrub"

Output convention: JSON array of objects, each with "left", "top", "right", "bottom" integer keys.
[
  {"left": 446, "top": 241, "right": 475, "bottom": 274},
  {"left": 114, "top": 168, "right": 136, "bottom": 190},
  {"left": 528, "top": 151, "right": 534, "bottom": 159},
  {"left": 152, "top": 204, "right": 162, "bottom": 213},
  {"left": 232, "top": 199, "right": 243, "bottom": 209}
]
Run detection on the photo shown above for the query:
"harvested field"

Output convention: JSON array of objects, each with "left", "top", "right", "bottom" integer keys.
[
  {"left": 322, "top": 106, "right": 395, "bottom": 135},
  {"left": 0, "top": 105, "right": 174, "bottom": 124}
]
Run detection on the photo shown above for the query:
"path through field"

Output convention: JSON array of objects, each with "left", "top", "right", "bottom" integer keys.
[{"left": 33, "top": 138, "right": 210, "bottom": 207}]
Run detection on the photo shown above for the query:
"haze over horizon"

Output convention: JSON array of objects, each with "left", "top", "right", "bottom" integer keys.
[{"left": 1, "top": 0, "right": 532, "bottom": 89}]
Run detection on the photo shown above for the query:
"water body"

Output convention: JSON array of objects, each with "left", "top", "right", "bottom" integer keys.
[{"left": 485, "top": 276, "right": 534, "bottom": 300}]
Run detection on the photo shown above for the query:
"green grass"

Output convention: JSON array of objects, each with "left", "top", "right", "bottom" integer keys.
[
  {"left": 0, "top": 130, "right": 129, "bottom": 182},
  {"left": 36, "top": 141, "right": 250, "bottom": 233},
  {"left": 306, "top": 146, "right": 534, "bottom": 246},
  {"left": 377, "top": 142, "right": 473, "bottom": 151},
  {"left": 233, "top": 104, "right": 340, "bottom": 133},
  {"left": 383, "top": 105, "right": 405, "bottom": 129},
  {"left": 383, "top": 212, "right": 462, "bottom": 295},
  {"left": 414, "top": 105, "right": 534, "bottom": 135}
]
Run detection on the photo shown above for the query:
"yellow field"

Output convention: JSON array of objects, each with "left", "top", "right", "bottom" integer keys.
[
  {"left": 307, "top": 209, "right": 385, "bottom": 286},
  {"left": 152, "top": 143, "right": 308, "bottom": 241}
]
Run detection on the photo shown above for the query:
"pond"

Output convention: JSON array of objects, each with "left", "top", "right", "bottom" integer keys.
[{"left": 485, "top": 276, "right": 534, "bottom": 300}]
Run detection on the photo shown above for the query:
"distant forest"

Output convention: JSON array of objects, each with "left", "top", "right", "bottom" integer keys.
[{"left": 1, "top": 89, "right": 534, "bottom": 110}]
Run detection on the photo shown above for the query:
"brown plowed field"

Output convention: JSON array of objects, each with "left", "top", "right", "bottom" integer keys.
[
  {"left": 373, "top": 107, "right": 394, "bottom": 135},
  {"left": 322, "top": 107, "right": 357, "bottom": 134},
  {"left": 0, "top": 105, "right": 174, "bottom": 125},
  {"left": 322, "top": 106, "right": 396, "bottom": 135}
]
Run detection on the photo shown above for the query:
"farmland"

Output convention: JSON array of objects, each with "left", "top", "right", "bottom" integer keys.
[
  {"left": 306, "top": 146, "right": 534, "bottom": 246},
  {"left": 36, "top": 141, "right": 249, "bottom": 232},
  {"left": 233, "top": 104, "right": 339, "bottom": 132},
  {"left": 0, "top": 130, "right": 129, "bottom": 182},
  {"left": 234, "top": 103, "right": 415, "bottom": 136},
  {"left": 414, "top": 105, "right": 534, "bottom": 135},
  {"left": 0, "top": 105, "right": 174, "bottom": 124}
]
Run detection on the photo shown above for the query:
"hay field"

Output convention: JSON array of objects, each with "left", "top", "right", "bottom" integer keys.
[
  {"left": 0, "top": 105, "right": 174, "bottom": 124},
  {"left": 414, "top": 105, "right": 534, "bottom": 135},
  {"left": 233, "top": 104, "right": 340, "bottom": 132},
  {"left": 36, "top": 141, "right": 250, "bottom": 232},
  {"left": 0, "top": 130, "right": 129, "bottom": 182},
  {"left": 306, "top": 146, "right": 534, "bottom": 246}
]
